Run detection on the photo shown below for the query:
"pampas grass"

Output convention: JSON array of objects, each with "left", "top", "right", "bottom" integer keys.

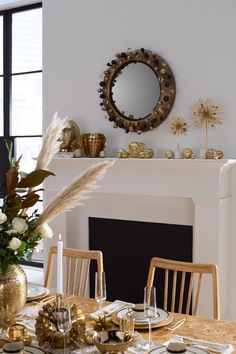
[
  {"left": 36, "top": 112, "right": 68, "bottom": 170},
  {"left": 37, "top": 160, "right": 114, "bottom": 227}
]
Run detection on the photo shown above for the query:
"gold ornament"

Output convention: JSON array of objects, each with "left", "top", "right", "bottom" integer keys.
[
  {"left": 0, "top": 305, "right": 19, "bottom": 334},
  {"left": 182, "top": 148, "right": 193, "bottom": 159},
  {"left": 91, "top": 314, "right": 114, "bottom": 332},
  {"left": 169, "top": 116, "right": 188, "bottom": 136},
  {"left": 206, "top": 148, "right": 217, "bottom": 159},
  {"left": 215, "top": 150, "right": 224, "bottom": 159},
  {"left": 117, "top": 142, "right": 154, "bottom": 158},
  {"left": 205, "top": 148, "right": 224, "bottom": 159},
  {"left": 169, "top": 116, "right": 188, "bottom": 156},
  {"left": 99, "top": 150, "right": 106, "bottom": 158},
  {"left": 190, "top": 98, "right": 223, "bottom": 150},
  {"left": 7, "top": 324, "right": 32, "bottom": 345},
  {"left": 165, "top": 150, "right": 175, "bottom": 159},
  {"left": 35, "top": 302, "right": 91, "bottom": 349}
]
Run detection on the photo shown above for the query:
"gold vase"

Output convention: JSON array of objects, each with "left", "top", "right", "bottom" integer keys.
[
  {"left": 0, "top": 265, "right": 27, "bottom": 317},
  {"left": 81, "top": 133, "right": 106, "bottom": 157}
]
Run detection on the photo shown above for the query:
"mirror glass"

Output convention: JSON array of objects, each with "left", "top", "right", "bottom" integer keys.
[{"left": 111, "top": 62, "right": 160, "bottom": 120}]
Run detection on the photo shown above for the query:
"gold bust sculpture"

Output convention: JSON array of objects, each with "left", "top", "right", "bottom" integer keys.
[{"left": 59, "top": 120, "right": 81, "bottom": 152}]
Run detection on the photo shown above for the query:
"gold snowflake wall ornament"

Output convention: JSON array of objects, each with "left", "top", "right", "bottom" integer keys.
[
  {"left": 169, "top": 116, "right": 188, "bottom": 156},
  {"left": 190, "top": 98, "right": 222, "bottom": 150}
]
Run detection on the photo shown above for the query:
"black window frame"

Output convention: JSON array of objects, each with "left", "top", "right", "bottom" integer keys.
[
  {"left": 0, "top": 3, "right": 43, "bottom": 268},
  {"left": 0, "top": 2, "right": 42, "bottom": 198}
]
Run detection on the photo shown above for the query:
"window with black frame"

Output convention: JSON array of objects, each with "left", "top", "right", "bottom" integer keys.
[{"left": 0, "top": 3, "right": 43, "bottom": 266}]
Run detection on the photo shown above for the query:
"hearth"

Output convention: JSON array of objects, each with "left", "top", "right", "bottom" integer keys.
[{"left": 89, "top": 217, "right": 192, "bottom": 308}]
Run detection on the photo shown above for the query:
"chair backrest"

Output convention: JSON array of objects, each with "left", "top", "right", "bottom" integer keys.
[
  {"left": 146, "top": 257, "right": 220, "bottom": 320},
  {"left": 44, "top": 246, "right": 104, "bottom": 297}
]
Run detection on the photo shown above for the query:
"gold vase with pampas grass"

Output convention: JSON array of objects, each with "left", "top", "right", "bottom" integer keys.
[{"left": 0, "top": 112, "right": 114, "bottom": 274}]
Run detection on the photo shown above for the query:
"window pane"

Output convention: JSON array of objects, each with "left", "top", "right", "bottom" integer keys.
[
  {"left": 0, "top": 16, "right": 3, "bottom": 75},
  {"left": 0, "top": 77, "right": 3, "bottom": 136},
  {"left": 15, "top": 137, "right": 43, "bottom": 214},
  {"left": 12, "top": 8, "right": 42, "bottom": 73},
  {"left": 15, "top": 137, "right": 42, "bottom": 172},
  {"left": 11, "top": 73, "right": 42, "bottom": 135}
]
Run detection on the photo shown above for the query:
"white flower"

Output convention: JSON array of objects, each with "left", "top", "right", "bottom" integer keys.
[
  {"left": 12, "top": 217, "right": 28, "bottom": 234},
  {"left": 37, "top": 223, "right": 53, "bottom": 239},
  {"left": 9, "top": 237, "right": 21, "bottom": 251},
  {"left": 0, "top": 212, "right": 7, "bottom": 224}
]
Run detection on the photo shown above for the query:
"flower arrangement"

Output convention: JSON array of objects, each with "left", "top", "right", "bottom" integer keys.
[
  {"left": 0, "top": 113, "right": 113, "bottom": 273},
  {"left": 190, "top": 98, "right": 222, "bottom": 150}
]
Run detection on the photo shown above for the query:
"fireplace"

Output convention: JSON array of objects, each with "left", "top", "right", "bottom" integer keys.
[
  {"left": 44, "top": 157, "right": 236, "bottom": 320},
  {"left": 89, "top": 217, "right": 192, "bottom": 306}
]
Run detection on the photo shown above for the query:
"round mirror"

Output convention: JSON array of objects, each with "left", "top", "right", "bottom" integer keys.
[
  {"left": 99, "top": 48, "right": 176, "bottom": 133},
  {"left": 111, "top": 62, "right": 160, "bottom": 119}
]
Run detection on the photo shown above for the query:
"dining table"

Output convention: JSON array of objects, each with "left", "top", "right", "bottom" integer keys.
[{"left": 3, "top": 296, "right": 236, "bottom": 354}]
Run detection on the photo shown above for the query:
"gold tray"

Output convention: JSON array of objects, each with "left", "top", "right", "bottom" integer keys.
[{"left": 112, "top": 308, "right": 173, "bottom": 330}]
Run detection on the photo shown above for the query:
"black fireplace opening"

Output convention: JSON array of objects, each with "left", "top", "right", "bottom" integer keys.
[{"left": 89, "top": 217, "right": 193, "bottom": 310}]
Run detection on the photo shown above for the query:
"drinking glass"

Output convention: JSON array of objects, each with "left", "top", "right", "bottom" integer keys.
[
  {"left": 53, "top": 295, "right": 72, "bottom": 353},
  {"left": 143, "top": 286, "right": 157, "bottom": 350},
  {"left": 95, "top": 272, "right": 107, "bottom": 316}
]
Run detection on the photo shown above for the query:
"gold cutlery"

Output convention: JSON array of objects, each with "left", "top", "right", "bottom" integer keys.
[
  {"left": 164, "top": 318, "right": 186, "bottom": 332},
  {"left": 182, "top": 337, "right": 221, "bottom": 354}
]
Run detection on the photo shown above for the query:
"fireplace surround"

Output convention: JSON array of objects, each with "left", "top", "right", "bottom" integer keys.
[{"left": 44, "top": 157, "right": 236, "bottom": 320}]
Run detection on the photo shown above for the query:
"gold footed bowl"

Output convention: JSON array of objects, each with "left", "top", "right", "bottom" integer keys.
[
  {"left": 0, "top": 265, "right": 27, "bottom": 318},
  {"left": 93, "top": 330, "right": 133, "bottom": 353},
  {"left": 81, "top": 133, "right": 106, "bottom": 157}
]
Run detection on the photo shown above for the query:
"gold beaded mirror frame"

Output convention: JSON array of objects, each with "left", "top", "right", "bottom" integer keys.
[{"left": 98, "top": 48, "right": 176, "bottom": 134}]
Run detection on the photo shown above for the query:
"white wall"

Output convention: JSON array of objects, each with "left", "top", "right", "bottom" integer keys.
[{"left": 43, "top": 0, "right": 236, "bottom": 158}]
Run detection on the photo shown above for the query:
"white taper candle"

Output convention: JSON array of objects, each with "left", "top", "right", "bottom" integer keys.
[{"left": 57, "top": 233, "right": 63, "bottom": 294}]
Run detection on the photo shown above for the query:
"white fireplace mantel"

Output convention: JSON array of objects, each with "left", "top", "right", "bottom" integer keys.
[{"left": 45, "top": 157, "right": 236, "bottom": 320}]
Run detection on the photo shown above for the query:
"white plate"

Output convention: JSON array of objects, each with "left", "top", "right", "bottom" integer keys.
[
  {"left": 116, "top": 307, "right": 168, "bottom": 324},
  {"left": 148, "top": 345, "right": 208, "bottom": 354},
  {"left": 0, "top": 346, "right": 46, "bottom": 354},
  {"left": 27, "top": 282, "right": 49, "bottom": 301},
  {"left": 113, "top": 307, "right": 173, "bottom": 329}
]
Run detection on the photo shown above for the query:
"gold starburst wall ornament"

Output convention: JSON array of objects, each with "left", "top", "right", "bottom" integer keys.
[
  {"left": 169, "top": 116, "right": 188, "bottom": 157},
  {"left": 190, "top": 98, "right": 223, "bottom": 151}
]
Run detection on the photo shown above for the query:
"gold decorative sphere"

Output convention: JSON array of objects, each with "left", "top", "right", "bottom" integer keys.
[
  {"left": 206, "top": 148, "right": 217, "bottom": 159},
  {"left": 215, "top": 150, "right": 224, "bottom": 159},
  {"left": 182, "top": 148, "right": 193, "bottom": 159},
  {"left": 165, "top": 150, "right": 175, "bottom": 159}
]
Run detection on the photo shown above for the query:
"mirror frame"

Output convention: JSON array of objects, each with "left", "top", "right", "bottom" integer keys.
[{"left": 99, "top": 48, "right": 176, "bottom": 134}]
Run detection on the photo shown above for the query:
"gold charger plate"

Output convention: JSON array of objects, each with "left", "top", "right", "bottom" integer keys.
[
  {"left": 27, "top": 282, "right": 49, "bottom": 302},
  {"left": 112, "top": 307, "right": 173, "bottom": 330},
  {"left": 0, "top": 345, "right": 46, "bottom": 354},
  {"left": 0, "top": 340, "right": 8, "bottom": 348}
]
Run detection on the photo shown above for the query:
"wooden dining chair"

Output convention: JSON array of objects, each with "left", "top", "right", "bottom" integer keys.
[
  {"left": 44, "top": 246, "right": 104, "bottom": 297},
  {"left": 146, "top": 257, "right": 220, "bottom": 320}
]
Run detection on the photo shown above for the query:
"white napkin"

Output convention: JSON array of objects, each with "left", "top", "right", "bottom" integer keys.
[
  {"left": 168, "top": 335, "right": 234, "bottom": 354},
  {"left": 89, "top": 300, "right": 134, "bottom": 319}
]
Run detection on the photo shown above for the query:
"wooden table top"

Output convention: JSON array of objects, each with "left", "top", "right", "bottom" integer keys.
[
  {"left": 24, "top": 296, "right": 236, "bottom": 353},
  {"left": 75, "top": 298, "right": 236, "bottom": 352}
]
